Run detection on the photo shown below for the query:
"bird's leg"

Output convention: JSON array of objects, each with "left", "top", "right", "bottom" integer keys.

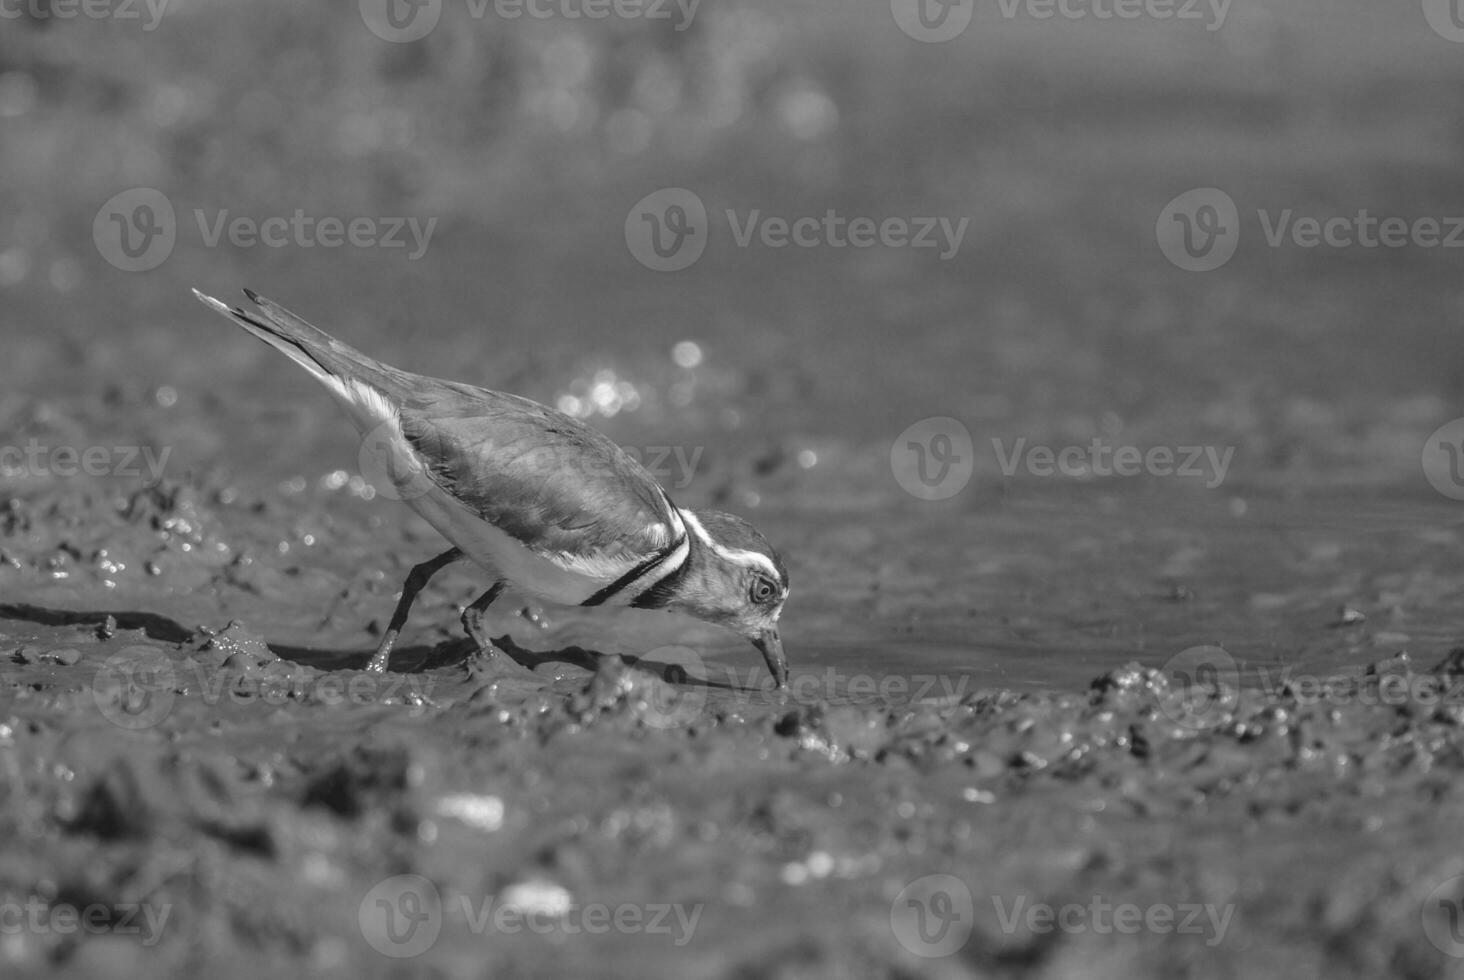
[
  {"left": 460, "top": 582, "right": 506, "bottom": 665},
  {"left": 366, "top": 548, "right": 463, "bottom": 673}
]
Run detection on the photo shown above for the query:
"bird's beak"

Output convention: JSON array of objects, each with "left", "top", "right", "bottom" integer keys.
[{"left": 752, "top": 628, "right": 787, "bottom": 690}]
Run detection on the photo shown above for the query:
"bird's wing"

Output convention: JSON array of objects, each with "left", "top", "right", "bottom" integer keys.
[
  {"left": 192, "top": 288, "right": 680, "bottom": 579},
  {"left": 396, "top": 382, "right": 684, "bottom": 576}
]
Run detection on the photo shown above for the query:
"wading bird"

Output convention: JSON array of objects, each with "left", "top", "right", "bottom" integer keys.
[{"left": 193, "top": 288, "right": 789, "bottom": 687}]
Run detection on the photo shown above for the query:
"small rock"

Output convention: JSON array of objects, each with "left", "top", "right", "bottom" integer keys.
[
  {"left": 499, "top": 878, "right": 573, "bottom": 918},
  {"left": 435, "top": 793, "right": 505, "bottom": 833},
  {"left": 1364, "top": 651, "right": 1411, "bottom": 675},
  {"left": 518, "top": 605, "right": 552, "bottom": 630}
]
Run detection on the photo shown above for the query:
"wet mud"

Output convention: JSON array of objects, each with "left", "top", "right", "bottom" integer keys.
[{"left": 4, "top": 457, "right": 1464, "bottom": 979}]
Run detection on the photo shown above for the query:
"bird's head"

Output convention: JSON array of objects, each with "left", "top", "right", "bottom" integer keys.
[{"left": 663, "top": 509, "right": 790, "bottom": 688}]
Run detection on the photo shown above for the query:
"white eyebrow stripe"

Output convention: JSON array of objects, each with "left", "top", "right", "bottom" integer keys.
[{"left": 677, "top": 508, "right": 781, "bottom": 582}]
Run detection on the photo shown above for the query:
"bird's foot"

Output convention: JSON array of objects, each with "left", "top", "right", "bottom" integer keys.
[
  {"left": 365, "top": 636, "right": 396, "bottom": 674},
  {"left": 462, "top": 609, "right": 492, "bottom": 655},
  {"left": 462, "top": 594, "right": 538, "bottom": 680},
  {"left": 463, "top": 642, "right": 498, "bottom": 678},
  {"left": 463, "top": 640, "right": 538, "bottom": 681}
]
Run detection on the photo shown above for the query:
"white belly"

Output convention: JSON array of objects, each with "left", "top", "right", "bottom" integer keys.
[{"left": 407, "top": 484, "right": 607, "bottom": 606}]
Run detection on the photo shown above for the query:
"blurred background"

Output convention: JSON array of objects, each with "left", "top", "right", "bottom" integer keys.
[{"left": 4, "top": 0, "right": 1464, "bottom": 686}]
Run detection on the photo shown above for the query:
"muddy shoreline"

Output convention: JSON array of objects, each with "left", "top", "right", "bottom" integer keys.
[{"left": 3, "top": 472, "right": 1464, "bottom": 978}]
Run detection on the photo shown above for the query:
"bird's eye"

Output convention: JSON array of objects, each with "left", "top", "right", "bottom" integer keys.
[{"left": 750, "top": 576, "right": 777, "bottom": 604}]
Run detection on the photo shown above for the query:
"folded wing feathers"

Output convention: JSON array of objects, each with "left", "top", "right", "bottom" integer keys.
[{"left": 196, "top": 286, "right": 680, "bottom": 583}]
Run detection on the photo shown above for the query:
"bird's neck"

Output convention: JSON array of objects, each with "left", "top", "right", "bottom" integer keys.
[{"left": 628, "top": 507, "right": 705, "bottom": 610}]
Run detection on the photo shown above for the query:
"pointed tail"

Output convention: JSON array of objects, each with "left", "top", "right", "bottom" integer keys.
[{"left": 192, "top": 287, "right": 406, "bottom": 430}]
